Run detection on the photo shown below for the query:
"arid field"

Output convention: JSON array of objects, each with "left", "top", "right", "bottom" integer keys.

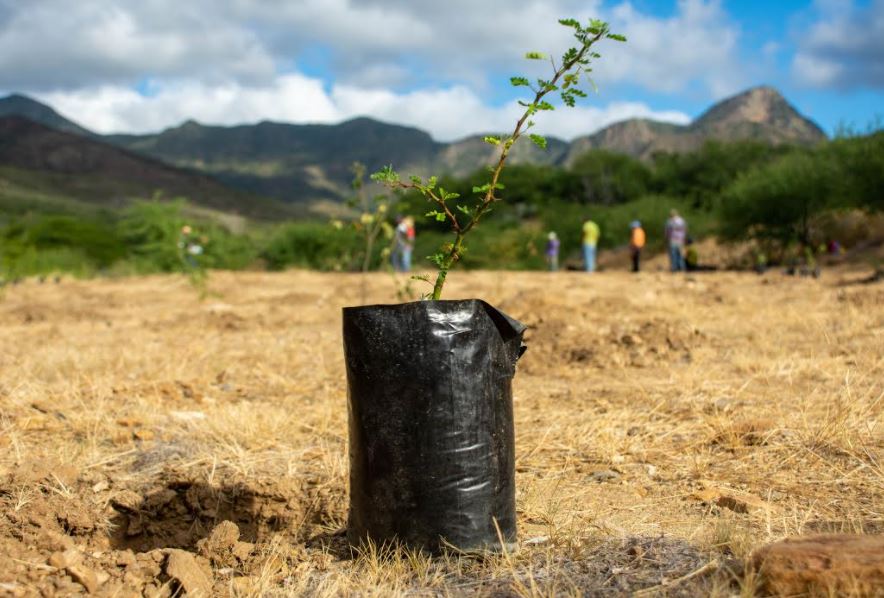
[{"left": 0, "top": 266, "right": 881, "bottom": 596}]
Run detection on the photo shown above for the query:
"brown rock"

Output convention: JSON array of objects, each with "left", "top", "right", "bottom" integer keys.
[
  {"left": 197, "top": 521, "right": 247, "bottom": 567},
  {"left": 165, "top": 549, "right": 213, "bottom": 597},
  {"left": 48, "top": 549, "right": 82, "bottom": 569},
  {"left": 115, "top": 549, "right": 137, "bottom": 567},
  {"left": 232, "top": 542, "right": 254, "bottom": 561},
  {"left": 111, "top": 490, "right": 143, "bottom": 512},
  {"left": 752, "top": 534, "right": 884, "bottom": 596},
  {"left": 133, "top": 429, "right": 155, "bottom": 441},
  {"left": 692, "top": 485, "right": 775, "bottom": 514},
  {"left": 66, "top": 564, "right": 100, "bottom": 593}
]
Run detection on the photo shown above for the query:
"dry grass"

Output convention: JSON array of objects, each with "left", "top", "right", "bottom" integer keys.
[{"left": 0, "top": 267, "right": 881, "bottom": 596}]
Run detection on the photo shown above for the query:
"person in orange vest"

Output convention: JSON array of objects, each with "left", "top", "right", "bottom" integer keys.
[{"left": 630, "top": 220, "right": 646, "bottom": 273}]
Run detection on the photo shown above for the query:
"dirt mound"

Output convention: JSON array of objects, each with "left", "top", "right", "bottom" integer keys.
[
  {"left": 525, "top": 315, "right": 700, "bottom": 370},
  {"left": 0, "top": 462, "right": 344, "bottom": 596},
  {"left": 108, "top": 473, "right": 306, "bottom": 552}
]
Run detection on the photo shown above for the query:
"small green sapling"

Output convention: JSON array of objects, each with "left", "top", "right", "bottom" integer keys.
[{"left": 372, "top": 17, "right": 626, "bottom": 300}]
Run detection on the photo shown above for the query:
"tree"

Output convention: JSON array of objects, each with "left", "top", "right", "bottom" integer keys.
[
  {"left": 720, "top": 152, "right": 834, "bottom": 245},
  {"left": 372, "top": 18, "right": 627, "bottom": 299},
  {"left": 570, "top": 149, "right": 650, "bottom": 204}
]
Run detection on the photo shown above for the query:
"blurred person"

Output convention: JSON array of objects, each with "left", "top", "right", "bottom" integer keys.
[
  {"left": 582, "top": 218, "right": 600, "bottom": 272},
  {"left": 629, "top": 221, "right": 645, "bottom": 273},
  {"left": 545, "top": 231, "right": 560, "bottom": 271},
  {"left": 754, "top": 250, "right": 768, "bottom": 274},
  {"left": 684, "top": 237, "right": 717, "bottom": 272},
  {"left": 177, "top": 225, "right": 203, "bottom": 269},
  {"left": 391, "top": 216, "right": 415, "bottom": 272},
  {"left": 665, "top": 209, "right": 687, "bottom": 272}
]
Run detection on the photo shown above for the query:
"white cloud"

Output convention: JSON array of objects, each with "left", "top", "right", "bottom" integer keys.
[
  {"left": 36, "top": 75, "right": 339, "bottom": 134},
  {"left": 3, "top": 0, "right": 727, "bottom": 137},
  {"left": 791, "top": 0, "right": 884, "bottom": 89},
  {"left": 1, "top": 0, "right": 742, "bottom": 95},
  {"left": 36, "top": 75, "right": 690, "bottom": 141},
  {"left": 597, "top": 0, "right": 744, "bottom": 97}
]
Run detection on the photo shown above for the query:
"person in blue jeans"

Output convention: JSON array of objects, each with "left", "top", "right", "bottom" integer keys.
[
  {"left": 665, "top": 209, "right": 687, "bottom": 272},
  {"left": 582, "top": 218, "right": 600, "bottom": 272}
]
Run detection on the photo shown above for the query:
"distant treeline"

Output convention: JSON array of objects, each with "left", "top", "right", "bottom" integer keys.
[{"left": 1, "top": 131, "right": 881, "bottom": 277}]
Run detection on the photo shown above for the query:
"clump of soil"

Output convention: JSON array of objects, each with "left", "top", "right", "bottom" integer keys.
[
  {"left": 0, "top": 462, "right": 343, "bottom": 596},
  {"left": 525, "top": 316, "right": 700, "bottom": 370}
]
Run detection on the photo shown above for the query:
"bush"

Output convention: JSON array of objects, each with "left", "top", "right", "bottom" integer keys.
[
  {"left": 570, "top": 150, "right": 651, "bottom": 204},
  {"left": 261, "top": 222, "right": 360, "bottom": 271}
]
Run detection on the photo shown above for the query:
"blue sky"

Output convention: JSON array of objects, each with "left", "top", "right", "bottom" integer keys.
[{"left": 0, "top": 0, "right": 881, "bottom": 139}]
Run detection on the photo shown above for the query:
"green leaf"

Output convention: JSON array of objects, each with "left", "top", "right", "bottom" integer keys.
[
  {"left": 410, "top": 175, "right": 422, "bottom": 185},
  {"left": 529, "top": 134, "right": 548, "bottom": 149},
  {"left": 536, "top": 101, "right": 555, "bottom": 111},
  {"left": 428, "top": 253, "right": 446, "bottom": 267},
  {"left": 370, "top": 165, "right": 399, "bottom": 184},
  {"left": 427, "top": 175, "right": 437, "bottom": 190},
  {"left": 525, "top": 51, "right": 546, "bottom": 60},
  {"left": 424, "top": 210, "right": 447, "bottom": 222},
  {"left": 558, "top": 18, "right": 580, "bottom": 28},
  {"left": 606, "top": 33, "right": 627, "bottom": 42},
  {"left": 472, "top": 183, "right": 492, "bottom": 194},
  {"left": 457, "top": 205, "right": 472, "bottom": 215},
  {"left": 483, "top": 135, "right": 501, "bottom": 145},
  {"left": 510, "top": 76, "right": 530, "bottom": 87}
]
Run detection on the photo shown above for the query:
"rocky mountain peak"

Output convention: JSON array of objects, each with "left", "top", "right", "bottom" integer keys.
[{"left": 692, "top": 86, "right": 825, "bottom": 140}]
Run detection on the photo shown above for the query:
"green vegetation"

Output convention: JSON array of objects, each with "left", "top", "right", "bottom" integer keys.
[{"left": 1, "top": 128, "right": 881, "bottom": 281}]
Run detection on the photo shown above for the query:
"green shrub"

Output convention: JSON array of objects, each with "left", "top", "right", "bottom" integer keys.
[{"left": 261, "top": 222, "right": 360, "bottom": 271}]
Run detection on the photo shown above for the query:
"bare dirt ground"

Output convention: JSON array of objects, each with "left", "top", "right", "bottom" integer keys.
[{"left": 0, "top": 267, "right": 881, "bottom": 596}]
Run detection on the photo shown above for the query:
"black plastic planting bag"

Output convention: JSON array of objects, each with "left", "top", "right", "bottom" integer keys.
[{"left": 343, "top": 299, "right": 526, "bottom": 552}]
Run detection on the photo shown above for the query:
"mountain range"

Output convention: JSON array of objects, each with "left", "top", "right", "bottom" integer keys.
[{"left": 0, "top": 87, "right": 827, "bottom": 217}]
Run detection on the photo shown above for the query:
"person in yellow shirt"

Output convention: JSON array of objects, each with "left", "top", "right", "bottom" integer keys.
[
  {"left": 582, "top": 219, "right": 600, "bottom": 272},
  {"left": 630, "top": 220, "right": 645, "bottom": 272}
]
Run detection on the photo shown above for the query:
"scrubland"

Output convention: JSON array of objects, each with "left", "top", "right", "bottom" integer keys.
[{"left": 0, "top": 267, "right": 881, "bottom": 596}]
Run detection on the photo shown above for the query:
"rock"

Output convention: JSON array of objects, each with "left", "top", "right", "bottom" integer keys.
[
  {"left": 205, "top": 520, "right": 240, "bottom": 550},
  {"left": 232, "top": 542, "right": 254, "bottom": 561},
  {"left": 621, "top": 334, "right": 643, "bottom": 346},
  {"left": 692, "top": 485, "right": 775, "bottom": 515},
  {"left": 111, "top": 490, "right": 143, "bottom": 512},
  {"left": 591, "top": 470, "right": 620, "bottom": 483},
  {"left": 165, "top": 549, "right": 213, "bottom": 597},
  {"left": 752, "top": 534, "right": 884, "bottom": 596},
  {"left": 66, "top": 564, "right": 101, "bottom": 593},
  {"left": 48, "top": 549, "right": 82, "bottom": 569},
  {"left": 115, "top": 549, "right": 137, "bottom": 567},
  {"left": 133, "top": 429, "right": 155, "bottom": 441},
  {"left": 198, "top": 521, "right": 251, "bottom": 567}
]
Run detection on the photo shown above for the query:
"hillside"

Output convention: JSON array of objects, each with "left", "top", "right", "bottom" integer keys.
[
  {"left": 0, "top": 94, "right": 94, "bottom": 138},
  {"left": 0, "top": 116, "right": 297, "bottom": 220},
  {"left": 565, "top": 86, "right": 827, "bottom": 162},
  {"left": 109, "top": 86, "right": 825, "bottom": 204},
  {"left": 106, "top": 117, "right": 442, "bottom": 205},
  {"left": 0, "top": 86, "right": 828, "bottom": 210}
]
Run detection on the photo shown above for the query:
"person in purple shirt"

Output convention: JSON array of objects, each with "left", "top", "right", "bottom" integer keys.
[
  {"left": 545, "top": 232, "right": 560, "bottom": 272},
  {"left": 665, "top": 209, "right": 687, "bottom": 272}
]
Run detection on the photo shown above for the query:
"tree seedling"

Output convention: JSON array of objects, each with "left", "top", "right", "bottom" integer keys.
[{"left": 372, "top": 17, "right": 626, "bottom": 299}]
